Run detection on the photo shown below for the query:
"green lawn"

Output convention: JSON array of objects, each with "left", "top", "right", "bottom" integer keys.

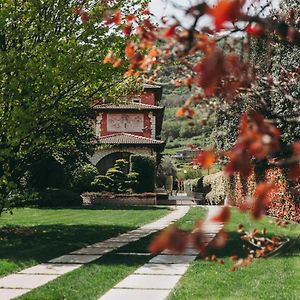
[
  {"left": 17, "top": 222, "right": 168, "bottom": 300},
  {"left": 170, "top": 207, "right": 300, "bottom": 300},
  {"left": 3, "top": 206, "right": 299, "bottom": 300},
  {"left": 0, "top": 206, "right": 168, "bottom": 277}
]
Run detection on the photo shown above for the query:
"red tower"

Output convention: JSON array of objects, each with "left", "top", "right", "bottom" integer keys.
[{"left": 90, "top": 84, "right": 165, "bottom": 173}]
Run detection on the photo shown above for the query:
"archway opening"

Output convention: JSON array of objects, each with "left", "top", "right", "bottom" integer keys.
[{"left": 96, "top": 152, "right": 132, "bottom": 174}]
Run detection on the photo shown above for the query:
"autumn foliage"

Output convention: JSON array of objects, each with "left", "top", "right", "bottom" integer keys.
[{"left": 100, "top": 0, "right": 300, "bottom": 267}]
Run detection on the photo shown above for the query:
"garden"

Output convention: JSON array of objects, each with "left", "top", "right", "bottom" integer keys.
[
  {"left": 0, "top": 0, "right": 300, "bottom": 299},
  {"left": 0, "top": 206, "right": 298, "bottom": 299}
]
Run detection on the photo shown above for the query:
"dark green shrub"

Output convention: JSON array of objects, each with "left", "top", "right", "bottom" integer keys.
[
  {"left": 130, "top": 155, "right": 156, "bottom": 193},
  {"left": 92, "top": 159, "right": 138, "bottom": 193},
  {"left": 38, "top": 188, "right": 82, "bottom": 207},
  {"left": 27, "top": 157, "right": 68, "bottom": 190},
  {"left": 71, "top": 163, "right": 99, "bottom": 193},
  {"left": 91, "top": 175, "right": 113, "bottom": 192},
  {"left": 8, "top": 189, "right": 39, "bottom": 207}
]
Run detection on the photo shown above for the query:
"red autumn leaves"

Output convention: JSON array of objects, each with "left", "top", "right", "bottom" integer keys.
[
  {"left": 193, "top": 110, "right": 281, "bottom": 177},
  {"left": 192, "top": 110, "right": 283, "bottom": 220},
  {"left": 149, "top": 226, "right": 189, "bottom": 254},
  {"left": 237, "top": 224, "right": 286, "bottom": 266},
  {"left": 103, "top": 9, "right": 160, "bottom": 77},
  {"left": 193, "top": 49, "right": 225, "bottom": 97},
  {"left": 193, "top": 150, "right": 216, "bottom": 169},
  {"left": 150, "top": 206, "right": 230, "bottom": 256},
  {"left": 288, "top": 141, "right": 300, "bottom": 180},
  {"left": 186, "top": 0, "right": 247, "bottom": 32},
  {"left": 239, "top": 182, "right": 276, "bottom": 219},
  {"left": 225, "top": 110, "right": 281, "bottom": 177},
  {"left": 176, "top": 107, "right": 196, "bottom": 119},
  {"left": 178, "top": 46, "right": 251, "bottom": 99},
  {"left": 206, "top": 0, "right": 246, "bottom": 31},
  {"left": 74, "top": 7, "right": 90, "bottom": 23}
]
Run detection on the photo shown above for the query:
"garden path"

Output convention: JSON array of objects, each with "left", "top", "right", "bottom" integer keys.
[
  {"left": 0, "top": 206, "right": 190, "bottom": 300},
  {"left": 99, "top": 206, "right": 224, "bottom": 300}
]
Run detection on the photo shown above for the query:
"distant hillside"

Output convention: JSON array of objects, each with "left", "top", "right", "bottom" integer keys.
[{"left": 161, "top": 107, "right": 216, "bottom": 155}]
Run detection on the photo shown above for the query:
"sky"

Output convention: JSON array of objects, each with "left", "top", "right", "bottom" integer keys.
[{"left": 149, "top": 0, "right": 281, "bottom": 27}]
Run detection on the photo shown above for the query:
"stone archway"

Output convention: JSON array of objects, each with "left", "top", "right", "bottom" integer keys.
[
  {"left": 89, "top": 146, "right": 154, "bottom": 170},
  {"left": 96, "top": 152, "right": 132, "bottom": 174}
]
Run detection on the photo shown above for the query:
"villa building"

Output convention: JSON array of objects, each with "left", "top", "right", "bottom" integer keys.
[{"left": 89, "top": 84, "right": 165, "bottom": 174}]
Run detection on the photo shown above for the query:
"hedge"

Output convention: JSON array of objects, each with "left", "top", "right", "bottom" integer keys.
[
  {"left": 38, "top": 188, "right": 82, "bottom": 207},
  {"left": 130, "top": 155, "right": 156, "bottom": 193},
  {"left": 230, "top": 166, "right": 300, "bottom": 223}
]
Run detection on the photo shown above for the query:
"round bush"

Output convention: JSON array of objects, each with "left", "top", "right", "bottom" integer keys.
[{"left": 130, "top": 155, "right": 156, "bottom": 193}]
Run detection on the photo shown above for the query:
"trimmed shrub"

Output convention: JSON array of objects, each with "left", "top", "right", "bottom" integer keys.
[
  {"left": 71, "top": 163, "right": 99, "bottom": 193},
  {"left": 38, "top": 188, "right": 82, "bottom": 207},
  {"left": 203, "top": 172, "right": 229, "bottom": 205},
  {"left": 92, "top": 159, "right": 138, "bottom": 193},
  {"left": 130, "top": 155, "right": 156, "bottom": 193},
  {"left": 81, "top": 192, "right": 156, "bottom": 205}
]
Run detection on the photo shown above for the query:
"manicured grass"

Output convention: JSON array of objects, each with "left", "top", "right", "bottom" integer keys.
[
  {"left": 18, "top": 234, "right": 160, "bottom": 300},
  {"left": 0, "top": 205, "right": 168, "bottom": 277},
  {"left": 170, "top": 207, "right": 300, "bottom": 300},
  {"left": 17, "top": 207, "right": 208, "bottom": 300},
  {"left": 7, "top": 206, "right": 299, "bottom": 300},
  {"left": 19, "top": 253, "right": 151, "bottom": 300}
]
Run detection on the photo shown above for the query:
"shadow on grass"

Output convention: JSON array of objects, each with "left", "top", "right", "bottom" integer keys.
[
  {"left": 0, "top": 224, "right": 136, "bottom": 273},
  {"left": 203, "top": 231, "right": 300, "bottom": 260},
  {"left": 34, "top": 205, "right": 167, "bottom": 211},
  {"left": 89, "top": 252, "right": 150, "bottom": 268}
]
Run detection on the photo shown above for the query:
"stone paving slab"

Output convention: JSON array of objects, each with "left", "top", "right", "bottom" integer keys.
[
  {"left": 49, "top": 254, "right": 102, "bottom": 264},
  {"left": 98, "top": 206, "right": 226, "bottom": 300},
  {"left": 19, "top": 263, "right": 81, "bottom": 275},
  {"left": 149, "top": 254, "right": 197, "bottom": 264},
  {"left": 129, "top": 228, "right": 156, "bottom": 233},
  {"left": 163, "top": 248, "right": 199, "bottom": 256},
  {"left": 0, "top": 274, "right": 58, "bottom": 289},
  {"left": 71, "top": 247, "right": 112, "bottom": 255},
  {"left": 117, "top": 252, "right": 151, "bottom": 256},
  {"left": 202, "top": 227, "right": 224, "bottom": 232},
  {"left": 0, "top": 288, "right": 31, "bottom": 300},
  {"left": 202, "top": 228, "right": 224, "bottom": 233},
  {"left": 0, "top": 206, "right": 191, "bottom": 300},
  {"left": 122, "top": 230, "right": 151, "bottom": 236},
  {"left": 89, "top": 241, "right": 128, "bottom": 248},
  {"left": 100, "top": 288, "right": 171, "bottom": 300},
  {"left": 115, "top": 274, "right": 181, "bottom": 289},
  {"left": 107, "top": 236, "right": 140, "bottom": 243},
  {"left": 134, "top": 263, "right": 189, "bottom": 275},
  {"left": 140, "top": 225, "right": 167, "bottom": 231}
]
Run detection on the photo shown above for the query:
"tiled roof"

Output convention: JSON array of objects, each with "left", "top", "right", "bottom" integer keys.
[
  {"left": 97, "top": 133, "right": 165, "bottom": 145},
  {"left": 92, "top": 103, "right": 164, "bottom": 110}
]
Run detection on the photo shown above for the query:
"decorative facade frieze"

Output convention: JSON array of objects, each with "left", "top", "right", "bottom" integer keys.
[
  {"left": 95, "top": 113, "right": 102, "bottom": 138},
  {"left": 149, "top": 112, "right": 156, "bottom": 139}
]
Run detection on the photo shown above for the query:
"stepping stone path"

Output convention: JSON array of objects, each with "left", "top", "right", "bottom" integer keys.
[
  {"left": 0, "top": 206, "right": 189, "bottom": 300},
  {"left": 100, "top": 206, "right": 225, "bottom": 300}
]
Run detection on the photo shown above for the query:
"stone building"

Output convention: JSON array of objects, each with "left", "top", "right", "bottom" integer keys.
[{"left": 90, "top": 84, "right": 165, "bottom": 174}]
